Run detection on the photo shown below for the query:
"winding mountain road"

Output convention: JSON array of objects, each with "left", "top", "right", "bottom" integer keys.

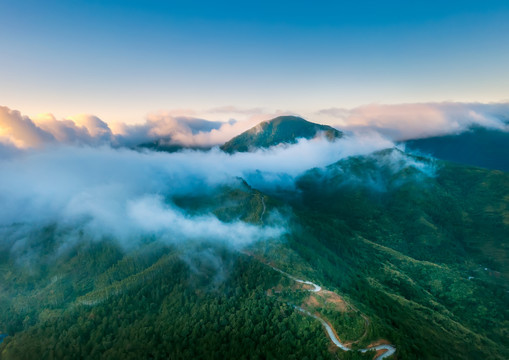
[
  {"left": 270, "top": 266, "right": 396, "bottom": 360},
  {"left": 254, "top": 200, "right": 395, "bottom": 359},
  {"left": 260, "top": 196, "right": 266, "bottom": 221}
]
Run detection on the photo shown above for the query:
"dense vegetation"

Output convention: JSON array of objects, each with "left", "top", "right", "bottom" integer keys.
[
  {"left": 220, "top": 116, "right": 342, "bottom": 153},
  {"left": 1, "top": 118, "right": 508, "bottom": 359},
  {"left": 0, "top": 242, "right": 335, "bottom": 360},
  {"left": 283, "top": 149, "right": 509, "bottom": 359},
  {"left": 405, "top": 127, "right": 509, "bottom": 172}
]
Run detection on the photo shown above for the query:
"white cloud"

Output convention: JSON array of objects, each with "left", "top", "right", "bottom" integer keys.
[
  {"left": 316, "top": 102, "right": 509, "bottom": 140},
  {"left": 0, "top": 132, "right": 394, "bottom": 252},
  {"left": 0, "top": 106, "right": 55, "bottom": 147},
  {"left": 2, "top": 102, "right": 508, "bottom": 152},
  {"left": 0, "top": 105, "right": 309, "bottom": 150}
]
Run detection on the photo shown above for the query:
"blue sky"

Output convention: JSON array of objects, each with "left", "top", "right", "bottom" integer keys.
[{"left": 1, "top": 0, "right": 509, "bottom": 123}]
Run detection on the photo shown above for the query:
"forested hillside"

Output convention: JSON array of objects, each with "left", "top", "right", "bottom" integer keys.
[
  {"left": 1, "top": 148, "right": 508, "bottom": 360},
  {"left": 220, "top": 116, "right": 342, "bottom": 153},
  {"left": 404, "top": 127, "right": 509, "bottom": 172}
]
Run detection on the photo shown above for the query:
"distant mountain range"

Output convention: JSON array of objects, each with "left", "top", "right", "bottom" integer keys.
[
  {"left": 137, "top": 139, "right": 211, "bottom": 153},
  {"left": 137, "top": 116, "right": 342, "bottom": 154},
  {"left": 404, "top": 127, "right": 509, "bottom": 172},
  {"left": 141, "top": 116, "right": 509, "bottom": 174}
]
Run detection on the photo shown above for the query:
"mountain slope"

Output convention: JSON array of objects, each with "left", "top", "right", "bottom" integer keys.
[
  {"left": 1, "top": 150, "right": 508, "bottom": 360},
  {"left": 404, "top": 127, "right": 509, "bottom": 172},
  {"left": 220, "top": 116, "right": 342, "bottom": 153},
  {"left": 285, "top": 149, "right": 509, "bottom": 358}
]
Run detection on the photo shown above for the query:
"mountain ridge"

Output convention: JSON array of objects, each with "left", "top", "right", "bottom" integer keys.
[
  {"left": 404, "top": 127, "right": 509, "bottom": 172},
  {"left": 220, "top": 115, "right": 342, "bottom": 153}
]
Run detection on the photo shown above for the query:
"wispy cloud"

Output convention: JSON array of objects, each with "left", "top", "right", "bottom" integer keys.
[
  {"left": 0, "top": 132, "right": 394, "bottom": 252},
  {"left": 316, "top": 102, "right": 509, "bottom": 141}
]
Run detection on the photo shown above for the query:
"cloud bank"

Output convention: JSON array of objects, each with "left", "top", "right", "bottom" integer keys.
[
  {"left": 317, "top": 102, "right": 509, "bottom": 141},
  {"left": 0, "top": 105, "right": 273, "bottom": 151},
  {"left": 0, "top": 101, "right": 502, "bottom": 271},
  {"left": 0, "top": 132, "right": 395, "bottom": 255},
  {"left": 3, "top": 102, "right": 507, "bottom": 152}
]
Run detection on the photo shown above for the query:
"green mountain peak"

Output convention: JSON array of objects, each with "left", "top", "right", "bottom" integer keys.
[{"left": 220, "top": 115, "right": 342, "bottom": 153}]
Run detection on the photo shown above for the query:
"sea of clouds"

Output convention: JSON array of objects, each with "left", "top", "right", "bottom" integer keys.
[{"left": 0, "top": 101, "right": 507, "bottom": 256}]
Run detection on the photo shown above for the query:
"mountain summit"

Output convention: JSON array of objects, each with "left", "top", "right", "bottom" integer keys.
[{"left": 220, "top": 116, "right": 342, "bottom": 153}]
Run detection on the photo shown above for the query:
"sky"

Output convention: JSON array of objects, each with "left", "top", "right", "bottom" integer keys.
[
  {"left": 1, "top": 1, "right": 508, "bottom": 255},
  {"left": 1, "top": 0, "right": 509, "bottom": 125}
]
